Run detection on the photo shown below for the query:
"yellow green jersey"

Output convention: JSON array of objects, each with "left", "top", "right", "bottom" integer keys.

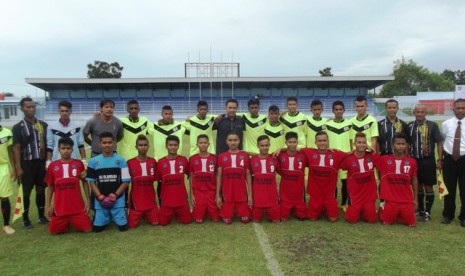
[
  {"left": 119, "top": 116, "right": 153, "bottom": 161},
  {"left": 279, "top": 111, "right": 307, "bottom": 148},
  {"left": 184, "top": 115, "right": 215, "bottom": 156},
  {"left": 264, "top": 121, "right": 285, "bottom": 154},
  {"left": 0, "top": 126, "right": 13, "bottom": 166},
  {"left": 306, "top": 116, "right": 327, "bottom": 148},
  {"left": 325, "top": 119, "right": 352, "bottom": 153},
  {"left": 350, "top": 114, "right": 379, "bottom": 147},
  {"left": 149, "top": 121, "right": 185, "bottom": 161},
  {"left": 243, "top": 113, "right": 267, "bottom": 154}
]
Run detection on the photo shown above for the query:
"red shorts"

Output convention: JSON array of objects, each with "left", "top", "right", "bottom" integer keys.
[
  {"left": 252, "top": 205, "right": 280, "bottom": 222},
  {"left": 307, "top": 197, "right": 339, "bottom": 221},
  {"left": 280, "top": 200, "right": 307, "bottom": 220},
  {"left": 380, "top": 201, "right": 415, "bottom": 227},
  {"left": 159, "top": 205, "right": 193, "bottom": 226},
  {"left": 345, "top": 201, "right": 377, "bottom": 224},
  {"left": 220, "top": 202, "right": 250, "bottom": 222},
  {"left": 49, "top": 212, "right": 92, "bottom": 234},
  {"left": 128, "top": 207, "right": 159, "bottom": 228},
  {"left": 192, "top": 190, "right": 219, "bottom": 223}
]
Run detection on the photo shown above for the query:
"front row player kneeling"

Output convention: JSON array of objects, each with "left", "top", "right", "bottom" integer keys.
[
  {"left": 340, "top": 132, "right": 378, "bottom": 224},
  {"left": 127, "top": 135, "right": 159, "bottom": 228},
  {"left": 216, "top": 131, "right": 253, "bottom": 224},
  {"left": 378, "top": 132, "right": 418, "bottom": 227},
  {"left": 250, "top": 135, "right": 280, "bottom": 223},
  {"left": 86, "top": 132, "right": 130, "bottom": 232},
  {"left": 156, "top": 135, "right": 193, "bottom": 226},
  {"left": 189, "top": 135, "right": 219, "bottom": 223},
  {"left": 45, "top": 137, "right": 92, "bottom": 234}
]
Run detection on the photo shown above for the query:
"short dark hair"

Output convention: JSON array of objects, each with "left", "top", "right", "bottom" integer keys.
[
  {"left": 285, "top": 131, "right": 298, "bottom": 141},
  {"left": 354, "top": 132, "right": 367, "bottom": 141},
  {"left": 166, "top": 135, "right": 179, "bottom": 145},
  {"left": 287, "top": 96, "right": 298, "bottom": 103},
  {"left": 311, "top": 99, "right": 323, "bottom": 108},
  {"left": 127, "top": 99, "right": 139, "bottom": 107},
  {"left": 226, "top": 131, "right": 240, "bottom": 140},
  {"left": 197, "top": 134, "right": 209, "bottom": 142},
  {"left": 268, "top": 105, "right": 280, "bottom": 113},
  {"left": 454, "top": 98, "right": 465, "bottom": 105},
  {"left": 58, "top": 100, "right": 72, "bottom": 109},
  {"left": 315, "top": 130, "right": 328, "bottom": 139},
  {"left": 197, "top": 100, "right": 208, "bottom": 108},
  {"left": 392, "top": 132, "right": 407, "bottom": 143},
  {"left": 332, "top": 100, "right": 345, "bottom": 110},
  {"left": 354, "top": 96, "right": 367, "bottom": 103},
  {"left": 136, "top": 134, "right": 148, "bottom": 146},
  {"left": 99, "top": 132, "right": 114, "bottom": 141},
  {"left": 100, "top": 98, "right": 115, "bottom": 108},
  {"left": 248, "top": 98, "right": 260, "bottom": 107},
  {"left": 20, "top": 97, "right": 34, "bottom": 108},
  {"left": 257, "top": 135, "right": 269, "bottom": 145},
  {"left": 385, "top": 99, "right": 398, "bottom": 107},
  {"left": 58, "top": 137, "right": 74, "bottom": 148},
  {"left": 225, "top": 99, "right": 238, "bottom": 107},
  {"left": 162, "top": 105, "right": 173, "bottom": 112}
]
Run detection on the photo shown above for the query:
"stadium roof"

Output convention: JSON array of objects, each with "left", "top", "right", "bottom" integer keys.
[{"left": 26, "top": 76, "right": 393, "bottom": 91}]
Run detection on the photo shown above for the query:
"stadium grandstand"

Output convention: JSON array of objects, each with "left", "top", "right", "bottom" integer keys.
[{"left": 25, "top": 63, "right": 393, "bottom": 122}]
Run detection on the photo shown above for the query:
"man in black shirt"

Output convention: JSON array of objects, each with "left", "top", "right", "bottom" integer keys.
[
  {"left": 214, "top": 99, "right": 244, "bottom": 154},
  {"left": 12, "top": 97, "right": 48, "bottom": 229}
]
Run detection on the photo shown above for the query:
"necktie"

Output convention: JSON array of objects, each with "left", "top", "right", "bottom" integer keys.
[{"left": 452, "top": 121, "right": 461, "bottom": 161}]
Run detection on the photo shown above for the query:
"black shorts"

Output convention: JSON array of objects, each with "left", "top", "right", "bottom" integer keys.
[
  {"left": 21, "top": 160, "right": 46, "bottom": 189},
  {"left": 416, "top": 158, "right": 437, "bottom": 186}
]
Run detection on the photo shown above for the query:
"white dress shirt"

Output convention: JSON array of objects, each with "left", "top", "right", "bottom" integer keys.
[{"left": 442, "top": 117, "right": 465, "bottom": 156}]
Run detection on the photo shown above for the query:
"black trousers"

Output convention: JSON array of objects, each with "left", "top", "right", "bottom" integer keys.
[{"left": 442, "top": 153, "right": 465, "bottom": 221}]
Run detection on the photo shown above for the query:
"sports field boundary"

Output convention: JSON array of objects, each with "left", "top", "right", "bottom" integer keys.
[{"left": 253, "top": 222, "right": 284, "bottom": 276}]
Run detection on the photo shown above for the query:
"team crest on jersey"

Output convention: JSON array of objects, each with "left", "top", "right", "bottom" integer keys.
[
  {"left": 208, "top": 121, "right": 213, "bottom": 126},
  {"left": 162, "top": 163, "right": 167, "bottom": 168},
  {"left": 178, "top": 161, "right": 184, "bottom": 166},
  {"left": 141, "top": 125, "right": 146, "bottom": 130},
  {"left": 313, "top": 154, "right": 318, "bottom": 159},
  {"left": 387, "top": 160, "right": 392, "bottom": 165},
  {"left": 115, "top": 160, "right": 121, "bottom": 166},
  {"left": 363, "top": 124, "right": 370, "bottom": 130},
  {"left": 54, "top": 166, "right": 59, "bottom": 171},
  {"left": 172, "top": 127, "right": 179, "bottom": 132},
  {"left": 280, "top": 157, "right": 286, "bottom": 162},
  {"left": 352, "top": 162, "right": 357, "bottom": 168},
  {"left": 298, "top": 157, "right": 302, "bottom": 162},
  {"left": 279, "top": 130, "right": 284, "bottom": 135},
  {"left": 405, "top": 161, "right": 410, "bottom": 166},
  {"left": 194, "top": 160, "right": 199, "bottom": 165},
  {"left": 95, "top": 161, "right": 100, "bottom": 166},
  {"left": 322, "top": 125, "right": 326, "bottom": 130},
  {"left": 239, "top": 155, "right": 244, "bottom": 160},
  {"left": 70, "top": 128, "right": 76, "bottom": 135},
  {"left": 296, "top": 122, "right": 302, "bottom": 126},
  {"left": 254, "top": 162, "right": 259, "bottom": 168},
  {"left": 258, "top": 121, "right": 264, "bottom": 125},
  {"left": 209, "top": 160, "right": 214, "bottom": 166},
  {"left": 72, "top": 164, "right": 77, "bottom": 169},
  {"left": 344, "top": 126, "right": 349, "bottom": 131},
  {"left": 0, "top": 137, "right": 8, "bottom": 144},
  {"left": 223, "top": 156, "right": 228, "bottom": 162}
]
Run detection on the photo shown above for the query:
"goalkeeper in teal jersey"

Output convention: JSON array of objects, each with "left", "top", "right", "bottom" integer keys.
[
  {"left": 243, "top": 98, "right": 267, "bottom": 154},
  {"left": 265, "top": 105, "right": 285, "bottom": 154},
  {"left": 326, "top": 101, "right": 352, "bottom": 209},
  {"left": 184, "top": 101, "right": 215, "bottom": 156},
  {"left": 306, "top": 99, "right": 327, "bottom": 148},
  {"left": 119, "top": 100, "right": 153, "bottom": 161},
  {"left": 279, "top": 96, "right": 307, "bottom": 148},
  {"left": 350, "top": 96, "right": 379, "bottom": 152}
]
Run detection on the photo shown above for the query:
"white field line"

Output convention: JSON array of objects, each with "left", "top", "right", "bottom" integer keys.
[{"left": 253, "top": 223, "right": 284, "bottom": 276}]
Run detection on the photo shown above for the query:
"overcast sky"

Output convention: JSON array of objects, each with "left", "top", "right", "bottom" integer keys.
[{"left": 1, "top": 0, "right": 464, "bottom": 96}]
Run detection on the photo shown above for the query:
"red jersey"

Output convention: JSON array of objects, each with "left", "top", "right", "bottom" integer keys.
[
  {"left": 340, "top": 152, "right": 379, "bottom": 204},
  {"left": 377, "top": 155, "right": 417, "bottom": 203},
  {"left": 45, "top": 159, "right": 86, "bottom": 216},
  {"left": 127, "top": 157, "right": 157, "bottom": 210},
  {"left": 218, "top": 151, "right": 250, "bottom": 202},
  {"left": 302, "top": 148, "right": 345, "bottom": 199},
  {"left": 250, "top": 155, "right": 279, "bottom": 208},
  {"left": 156, "top": 156, "right": 189, "bottom": 208},
  {"left": 277, "top": 151, "right": 307, "bottom": 203},
  {"left": 189, "top": 154, "right": 217, "bottom": 191}
]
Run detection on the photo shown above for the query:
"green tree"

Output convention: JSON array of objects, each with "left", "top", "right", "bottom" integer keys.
[
  {"left": 87, "top": 61, "right": 123, "bottom": 78},
  {"left": 379, "top": 57, "right": 454, "bottom": 97},
  {"left": 441, "top": 69, "right": 465, "bottom": 85},
  {"left": 319, "top": 67, "right": 333, "bottom": 77}
]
